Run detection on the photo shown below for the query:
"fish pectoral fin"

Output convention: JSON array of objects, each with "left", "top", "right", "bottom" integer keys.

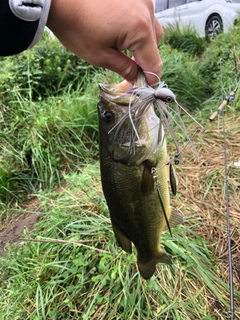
[
  {"left": 141, "top": 160, "right": 155, "bottom": 195},
  {"left": 169, "top": 163, "right": 178, "bottom": 196},
  {"left": 111, "top": 220, "right": 132, "bottom": 254},
  {"left": 138, "top": 252, "right": 172, "bottom": 280},
  {"left": 164, "top": 207, "right": 183, "bottom": 231}
]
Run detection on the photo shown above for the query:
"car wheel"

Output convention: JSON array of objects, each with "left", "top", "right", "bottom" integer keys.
[{"left": 205, "top": 15, "right": 223, "bottom": 40}]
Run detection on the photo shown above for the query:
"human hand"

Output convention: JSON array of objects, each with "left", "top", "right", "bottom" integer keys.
[{"left": 47, "top": 0, "right": 163, "bottom": 86}]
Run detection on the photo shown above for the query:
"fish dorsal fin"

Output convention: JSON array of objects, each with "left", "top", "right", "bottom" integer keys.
[
  {"left": 111, "top": 220, "right": 132, "bottom": 254},
  {"left": 169, "top": 163, "right": 178, "bottom": 196},
  {"left": 164, "top": 207, "right": 183, "bottom": 231}
]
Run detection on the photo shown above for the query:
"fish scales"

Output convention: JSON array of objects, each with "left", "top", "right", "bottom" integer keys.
[{"left": 97, "top": 69, "right": 183, "bottom": 279}]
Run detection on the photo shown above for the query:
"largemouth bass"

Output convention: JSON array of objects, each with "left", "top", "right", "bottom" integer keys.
[{"left": 97, "top": 69, "right": 183, "bottom": 279}]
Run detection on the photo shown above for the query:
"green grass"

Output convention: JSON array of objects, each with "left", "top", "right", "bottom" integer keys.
[
  {"left": 0, "top": 67, "right": 123, "bottom": 204},
  {"left": 1, "top": 25, "right": 240, "bottom": 202},
  {"left": 1, "top": 25, "right": 240, "bottom": 320},
  {"left": 161, "top": 22, "right": 207, "bottom": 57},
  {"left": 0, "top": 75, "right": 103, "bottom": 203},
  {"left": 0, "top": 164, "right": 238, "bottom": 319}
]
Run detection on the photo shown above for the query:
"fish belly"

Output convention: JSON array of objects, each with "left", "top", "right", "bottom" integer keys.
[{"left": 100, "top": 146, "right": 171, "bottom": 279}]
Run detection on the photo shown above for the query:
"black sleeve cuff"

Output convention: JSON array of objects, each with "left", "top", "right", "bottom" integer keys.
[{"left": 0, "top": 0, "right": 51, "bottom": 56}]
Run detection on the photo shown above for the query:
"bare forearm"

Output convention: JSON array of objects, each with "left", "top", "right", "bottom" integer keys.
[{"left": 1, "top": 0, "right": 163, "bottom": 85}]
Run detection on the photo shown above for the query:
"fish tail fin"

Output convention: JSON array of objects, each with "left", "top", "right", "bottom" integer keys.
[{"left": 138, "top": 252, "right": 172, "bottom": 280}]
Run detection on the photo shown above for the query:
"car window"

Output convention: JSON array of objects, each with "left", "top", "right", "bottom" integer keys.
[
  {"left": 155, "top": 0, "right": 168, "bottom": 12},
  {"left": 155, "top": 0, "right": 187, "bottom": 12},
  {"left": 168, "top": 0, "right": 186, "bottom": 8}
]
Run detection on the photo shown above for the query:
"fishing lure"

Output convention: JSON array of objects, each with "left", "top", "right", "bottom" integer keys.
[{"left": 124, "top": 79, "right": 205, "bottom": 163}]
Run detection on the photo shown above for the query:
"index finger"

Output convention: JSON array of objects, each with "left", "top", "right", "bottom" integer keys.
[{"left": 133, "top": 18, "right": 163, "bottom": 86}]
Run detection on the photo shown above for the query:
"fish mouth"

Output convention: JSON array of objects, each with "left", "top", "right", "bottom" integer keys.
[
  {"left": 99, "top": 68, "right": 204, "bottom": 164},
  {"left": 99, "top": 67, "right": 152, "bottom": 104},
  {"left": 99, "top": 68, "right": 161, "bottom": 160}
]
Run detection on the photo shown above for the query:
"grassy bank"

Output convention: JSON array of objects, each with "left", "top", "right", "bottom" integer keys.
[{"left": 0, "top": 26, "right": 240, "bottom": 319}]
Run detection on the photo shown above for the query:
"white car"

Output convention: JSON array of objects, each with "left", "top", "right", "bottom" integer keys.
[{"left": 153, "top": 0, "right": 240, "bottom": 38}]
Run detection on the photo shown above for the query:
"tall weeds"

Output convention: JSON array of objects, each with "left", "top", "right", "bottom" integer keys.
[{"left": 0, "top": 24, "right": 240, "bottom": 319}]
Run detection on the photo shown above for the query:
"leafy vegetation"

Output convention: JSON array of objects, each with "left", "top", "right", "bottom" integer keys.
[
  {"left": 0, "top": 32, "right": 98, "bottom": 102},
  {"left": 1, "top": 165, "right": 238, "bottom": 319},
  {"left": 160, "top": 45, "right": 209, "bottom": 109},
  {"left": 161, "top": 22, "right": 240, "bottom": 108},
  {"left": 0, "top": 83, "right": 99, "bottom": 201},
  {"left": 161, "top": 23, "right": 207, "bottom": 57},
  {"left": 0, "top": 26, "right": 240, "bottom": 319},
  {"left": 198, "top": 28, "right": 240, "bottom": 95}
]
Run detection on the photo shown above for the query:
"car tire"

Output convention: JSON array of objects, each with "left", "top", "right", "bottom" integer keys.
[{"left": 205, "top": 15, "right": 223, "bottom": 40}]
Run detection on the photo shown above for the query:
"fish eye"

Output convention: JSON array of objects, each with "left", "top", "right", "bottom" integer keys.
[
  {"left": 165, "top": 96, "right": 174, "bottom": 103},
  {"left": 102, "top": 111, "right": 113, "bottom": 122}
]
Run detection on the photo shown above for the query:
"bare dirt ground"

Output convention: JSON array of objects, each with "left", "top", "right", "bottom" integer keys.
[
  {"left": 0, "top": 184, "right": 67, "bottom": 256},
  {"left": 0, "top": 197, "right": 41, "bottom": 256}
]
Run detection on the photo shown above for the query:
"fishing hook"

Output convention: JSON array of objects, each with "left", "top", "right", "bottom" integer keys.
[{"left": 153, "top": 127, "right": 204, "bottom": 175}]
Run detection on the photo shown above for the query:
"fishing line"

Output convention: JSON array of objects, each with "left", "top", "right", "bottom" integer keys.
[
  {"left": 218, "top": 59, "right": 235, "bottom": 320},
  {"left": 150, "top": 126, "right": 202, "bottom": 236},
  {"left": 170, "top": 127, "right": 204, "bottom": 163},
  {"left": 221, "top": 107, "right": 235, "bottom": 320},
  {"left": 151, "top": 167, "right": 172, "bottom": 236},
  {"left": 143, "top": 73, "right": 204, "bottom": 131},
  {"left": 128, "top": 93, "right": 142, "bottom": 147},
  {"left": 174, "top": 100, "right": 205, "bottom": 131},
  {"left": 106, "top": 72, "right": 204, "bottom": 235},
  {"left": 151, "top": 109, "right": 204, "bottom": 235},
  {"left": 153, "top": 127, "right": 204, "bottom": 174},
  {"left": 109, "top": 78, "right": 204, "bottom": 161},
  {"left": 143, "top": 70, "right": 161, "bottom": 87}
]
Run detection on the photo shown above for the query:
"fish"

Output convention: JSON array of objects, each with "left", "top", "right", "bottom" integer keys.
[{"left": 97, "top": 69, "right": 184, "bottom": 279}]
